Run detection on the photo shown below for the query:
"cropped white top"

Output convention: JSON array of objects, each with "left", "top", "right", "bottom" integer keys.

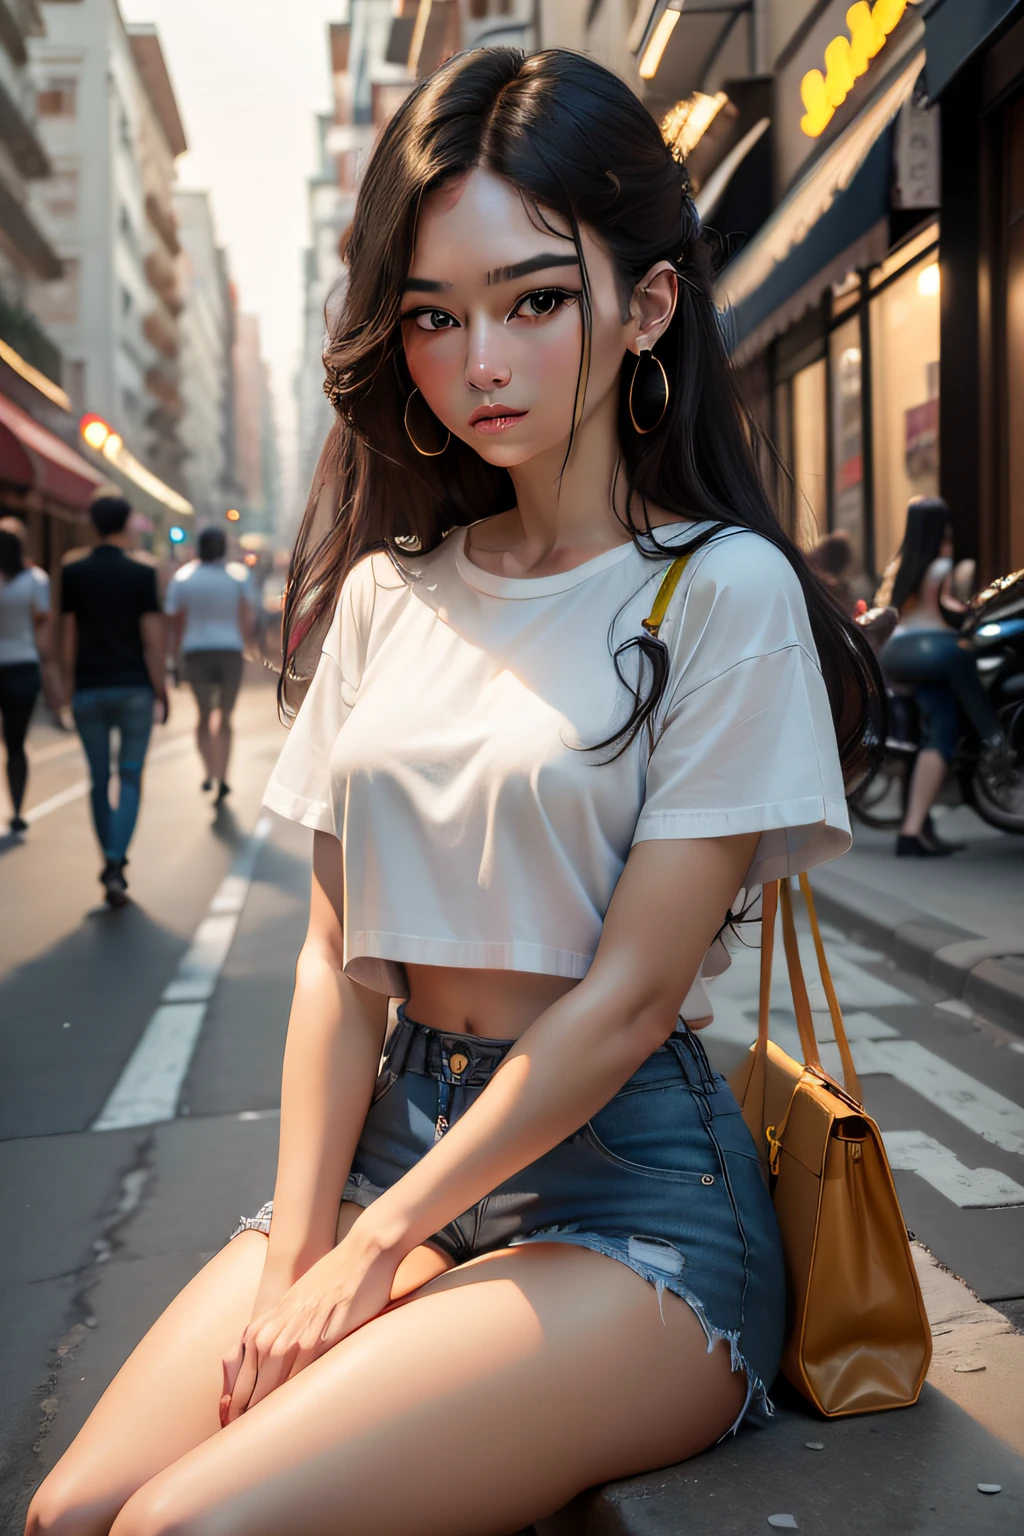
[{"left": 264, "top": 521, "right": 851, "bottom": 1021}]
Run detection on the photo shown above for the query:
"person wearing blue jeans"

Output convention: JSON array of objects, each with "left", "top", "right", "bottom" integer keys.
[{"left": 61, "top": 496, "right": 167, "bottom": 906}]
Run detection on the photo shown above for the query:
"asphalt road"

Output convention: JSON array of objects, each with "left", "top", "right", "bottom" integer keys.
[{"left": 1, "top": 674, "right": 1022, "bottom": 1533}]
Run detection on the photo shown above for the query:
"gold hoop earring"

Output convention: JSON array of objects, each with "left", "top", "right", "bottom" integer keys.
[
  {"left": 404, "top": 389, "right": 450, "bottom": 457},
  {"left": 628, "top": 347, "right": 669, "bottom": 434}
]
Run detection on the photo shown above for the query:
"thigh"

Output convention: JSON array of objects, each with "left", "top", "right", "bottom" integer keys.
[
  {"left": 29, "top": 1231, "right": 268, "bottom": 1536},
  {"left": 112, "top": 1244, "right": 745, "bottom": 1536},
  {"left": 115, "top": 691, "right": 154, "bottom": 766},
  {"left": 0, "top": 671, "right": 38, "bottom": 751},
  {"left": 215, "top": 652, "right": 243, "bottom": 717},
  {"left": 185, "top": 654, "right": 216, "bottom": 717},
  {"left": 73, "top": 693, "right": 110, "bottom": 782}
]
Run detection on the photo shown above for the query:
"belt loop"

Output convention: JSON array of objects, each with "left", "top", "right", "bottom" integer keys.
[{"left": 385, "top": 1011, "right": 416, "bottom": 1080}]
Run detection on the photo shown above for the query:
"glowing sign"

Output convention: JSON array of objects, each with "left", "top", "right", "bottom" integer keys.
[{"left": 800, "top": 0, "right": 908, "bottom": 138}]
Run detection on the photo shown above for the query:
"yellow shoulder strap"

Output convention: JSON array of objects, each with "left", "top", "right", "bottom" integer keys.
[{"left": 642, "top": 553, "right": 691, "bottom": 638}]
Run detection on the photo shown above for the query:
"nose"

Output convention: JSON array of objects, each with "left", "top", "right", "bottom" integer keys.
[{"left": 465, "top": 317, "right": 512, "bottom": 393}]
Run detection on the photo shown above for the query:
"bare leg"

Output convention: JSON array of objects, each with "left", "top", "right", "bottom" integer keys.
[
  {"left": 107, "top": 1243, "right": 747, "bottom": 1536},
  {"left": 901, "top": 748, "right": 948, "bottom": 836},
  {"left": 24, "top": 1208, "right": 451, "bottom": 1536},
  {"left": 194, "top": 708, "right": 215, "bottom": 783},
  {"left": 210, "top": 713, "right": 232, "bottom": 785}
]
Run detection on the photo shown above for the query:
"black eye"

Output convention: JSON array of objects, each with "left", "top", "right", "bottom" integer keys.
[{"left": 529, "top": 290, "right": 559, "bottom": 314}]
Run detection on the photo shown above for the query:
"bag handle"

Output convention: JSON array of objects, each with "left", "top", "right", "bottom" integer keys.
[{"left": 754, "top": 875, "right": 863, "bottom": 1103}]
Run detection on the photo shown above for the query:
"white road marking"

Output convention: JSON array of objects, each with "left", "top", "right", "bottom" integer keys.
[
  {"left": 91, "top": 816, "right": 271, "bottom": 1131},
  {"left": 884, "top": 1131, "right": 1024, "bottom": 1208},
  {"left": 22, "top": 735, "right": 193, "bottom": 825},
  {"left": 857, "top": 1039, "right": 1024, "bottom": 1158}
]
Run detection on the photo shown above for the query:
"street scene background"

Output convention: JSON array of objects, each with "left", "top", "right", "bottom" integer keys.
[{"left": 3, "top": 2, "right": 1024, "bottom": 1533}]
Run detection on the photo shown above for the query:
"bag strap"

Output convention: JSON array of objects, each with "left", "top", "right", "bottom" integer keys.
[
  {"left": 642, "top": 554, "right": 691, "bottom": 638},
  {"left": 798, "top": 872, "right": 863, "bottom": 1104}
]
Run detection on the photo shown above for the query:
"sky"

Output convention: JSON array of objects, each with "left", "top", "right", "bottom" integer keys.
[{"left": 120, "top": 0, "right": 346, "bottom": 514}]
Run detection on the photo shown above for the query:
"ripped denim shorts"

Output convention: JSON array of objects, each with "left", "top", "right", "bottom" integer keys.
[{"left": 232, "top": 1007, "right": 786, "bottom": 1431}]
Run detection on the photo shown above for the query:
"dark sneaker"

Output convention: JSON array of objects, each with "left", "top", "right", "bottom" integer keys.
[
  {"left": 215, "top": 781, "right": 230, "bottom": 804},
  {"left": 9, "top": 815, "right": 27, "bottom": 833},
  {"left": 201, "top": 777, "right": 214, "bottom": 792},
  {"left": 100, "top": 860, "right": 129, "bottom": 907}
]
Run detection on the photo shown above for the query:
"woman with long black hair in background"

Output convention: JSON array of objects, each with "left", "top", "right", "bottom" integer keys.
[
  {"left": 0, "top": 521, "right": 54, "bottom": 834},
  {"left": 881, "top": 496, "right": 1011, "bottom": 857},
  {"left": 28, "top": 49, "right": 880, "bottom": 1536}
]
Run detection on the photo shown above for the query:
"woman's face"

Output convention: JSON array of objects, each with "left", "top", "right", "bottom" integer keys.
[{"left": 400, "top": 167, "right": 670, "bottom": 468}]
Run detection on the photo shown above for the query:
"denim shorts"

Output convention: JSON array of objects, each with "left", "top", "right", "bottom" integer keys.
[{"left": 232, "top": 1009, "right": 786, "bottom": 1430}]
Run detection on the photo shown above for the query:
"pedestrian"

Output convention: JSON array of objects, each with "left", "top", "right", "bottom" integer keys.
[
  {"left": 166, "top": 527, "right": 255, "bottom": 804},
  {"left": 27, "top": 49, "right": 880, "bottom": 1536},
  {"left": 0, "top": 519, "right": 58, "bottom": 833},
  {"left": 807, "top": 528, "right": 855, "bottom": 615},
  {"left": 60, "top": 494, "right": 167, "bottom": 906},
  {"left": 880, "top": 496, "right": 1012, "bottom": 857}
]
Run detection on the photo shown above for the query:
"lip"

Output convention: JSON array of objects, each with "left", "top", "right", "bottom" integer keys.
[{"left": 469, "top": 403, "right": 528, "bottom": 433}]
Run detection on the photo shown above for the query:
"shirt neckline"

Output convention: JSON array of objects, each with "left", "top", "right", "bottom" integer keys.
[{"left": 453, "top": 520, "right": 699, "bottom": 599}]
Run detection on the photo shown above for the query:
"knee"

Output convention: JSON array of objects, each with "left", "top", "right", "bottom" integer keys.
[
  {"left": 24, "top": 1472, "right": 111, "bottom": 1536},
  {"left": 108, "top": 1484, "right": 213, "bottom": 1536}
]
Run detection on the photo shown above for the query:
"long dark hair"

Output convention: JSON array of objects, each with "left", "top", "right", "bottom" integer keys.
[
  {"left": 0, "top": 528, "right": 25, "bottom": 580},
  {"left": 891, "top": 496, "right": 950, "bottom": 613},
  {"left": 283, "top": 47, "right": 882, "bottom": 784}
]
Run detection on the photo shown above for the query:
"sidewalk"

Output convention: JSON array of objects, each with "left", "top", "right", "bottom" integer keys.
[{"left": 810, "top": 806, "right": 1024, "bottom": 1035}]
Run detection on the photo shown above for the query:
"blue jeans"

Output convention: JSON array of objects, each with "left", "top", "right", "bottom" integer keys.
[
  {"left": 881, "top": 629, "right": 1001, "bottom": 762},
  {"left": 72, "top": 686, "right": 154, "bottom": 861}
]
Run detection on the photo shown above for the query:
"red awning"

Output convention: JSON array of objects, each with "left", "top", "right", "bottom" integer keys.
[{"left": 0, "top": 391, "right": 105, "bottom": 512}]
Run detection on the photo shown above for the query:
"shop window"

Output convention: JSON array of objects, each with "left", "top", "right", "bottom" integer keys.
[
  {"left": 792, "top": 359, "right": 827, "bottom": 549},
  {"left": 829, "top": 317, "right": 865, "bottom": 575},
  {"left": 870, "top": 255, "right": 940, "bottom": 575}
]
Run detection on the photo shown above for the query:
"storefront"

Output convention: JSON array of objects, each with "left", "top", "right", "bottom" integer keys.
[{"left": 719, "top": 0, "right": 1024, "bottom": 593}]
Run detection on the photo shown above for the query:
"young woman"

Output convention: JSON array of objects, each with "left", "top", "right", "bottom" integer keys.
[
  {"left": 26, "top": 49, "right": 878, "bottom": 1536},
  {"left": 0, "top": 521, "right": 56, "bottom": 834},
  {"left": 880, "top": 497, "right": 1009, "bottom": 857}
]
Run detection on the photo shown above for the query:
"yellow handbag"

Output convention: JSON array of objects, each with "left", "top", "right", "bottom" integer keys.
[{"left": 730, "top": 875, "right": 932, "bottom": 1417}]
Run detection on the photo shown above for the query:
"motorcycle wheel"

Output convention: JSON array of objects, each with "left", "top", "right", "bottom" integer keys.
[
  {"left": 850, "top": 759, "right": 907, "bottom": 829},
  {"left": 970, "top": 702, "right": 1024, "bottom": 835}
]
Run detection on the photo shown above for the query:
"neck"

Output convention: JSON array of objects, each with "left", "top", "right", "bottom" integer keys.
[
  {"left": 99, "top": 532, "right": 130, "bottom": 550},
  {"left": 504, "top": 385, "right": 628, "bottom": 566}
]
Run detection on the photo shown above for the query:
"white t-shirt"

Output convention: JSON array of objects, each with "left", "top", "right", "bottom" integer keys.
[
  {"left": 0, "top": 565, "right": 49, "bottom": 665},
  {"left": 166, "top": 559, "right": 253, "bottom": 653},
  {"left": 264, "top": 522, "right": 851, "bottom": 1022}
]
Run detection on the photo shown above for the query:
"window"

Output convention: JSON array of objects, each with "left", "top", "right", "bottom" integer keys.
[
  {"left": 31, "top": 258, "right": 80, "bottom": 324},
  {"left": 792, "top": 359, "right": 827, "bottom": 549},
  {"left": 38, "top": 166, "right": 79, "bottom": 222},
  {"left": 37, "top": 77, "right": 77, "bottom": 118},
  {"left": 829, "top": 316, "right": 865, "bottom": 576},
  {"left": 870, "top": 254, "right": 941, "bottom": 574}
]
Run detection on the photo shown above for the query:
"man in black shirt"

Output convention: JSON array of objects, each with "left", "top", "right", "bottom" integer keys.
[{"left": 61, "top": 495, "right": 168, "bottom": 905}]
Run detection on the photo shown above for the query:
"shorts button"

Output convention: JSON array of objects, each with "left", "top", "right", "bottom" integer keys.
[
  {"left": 449, "top": 1053, "right": 469, "bottom": 1076},
  {"left": 701, "top": 1174, "right": 715, "bottom": 1186}
]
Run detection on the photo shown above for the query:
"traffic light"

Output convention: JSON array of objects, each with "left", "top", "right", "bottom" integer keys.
[
  {"left": 168, "top": 526, "right": 186, "bottom": 545},
  {"left": 226, "top": 508, "right": 240, "bottom": 522}
]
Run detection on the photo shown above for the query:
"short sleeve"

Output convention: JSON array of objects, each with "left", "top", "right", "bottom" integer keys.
[
  {"left": 262, "top": 556, "right": 377, "bottom": 834},
  {"left": 632, "top": 533, "right": 851, "bottom": 886},
  {"left": 30, "top": 569, "right": 50, "bottom": 614},
  {"left": 138, "top": 566, "right": 160, "bottom": 615}
]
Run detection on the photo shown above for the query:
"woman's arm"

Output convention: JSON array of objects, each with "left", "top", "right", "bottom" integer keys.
[
  {"left": 226, "top": 830, "right": 758, "bottom": 1416},
  {"left": 359, "top": 831, "right": 758, "bottom": 1259},
  {"left": 252, "top": 829, "right": 388, "bottom": 1315}
]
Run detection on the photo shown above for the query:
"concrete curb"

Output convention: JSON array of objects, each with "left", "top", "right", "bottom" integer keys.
[{"left": 809, "top": 866, "right": 1024, "bottom": 1036}]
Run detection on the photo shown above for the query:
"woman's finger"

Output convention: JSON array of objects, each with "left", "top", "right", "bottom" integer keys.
[
  {"left": 225, "top": 1339, "right": 259, "bottom": 1425},
  {"left": 219, "top": 1339, "right": 245, "bottom": 1428},
  {"left": 247, "top": 1340, "right": 298, "bottom": 1411}
]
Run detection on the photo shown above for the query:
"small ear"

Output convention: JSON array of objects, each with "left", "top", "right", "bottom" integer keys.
[{"left": 628, "top": 260, "right": 678, "bottom": 355}]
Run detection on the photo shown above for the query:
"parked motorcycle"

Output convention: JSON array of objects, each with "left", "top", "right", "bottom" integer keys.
[{"left": 850, "top": 568, "right": 1024, "bottom": 835}]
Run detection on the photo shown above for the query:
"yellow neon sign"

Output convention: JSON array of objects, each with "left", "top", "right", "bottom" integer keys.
[{"left": 800, "top": 0, "right": 908, "bottom": 137}]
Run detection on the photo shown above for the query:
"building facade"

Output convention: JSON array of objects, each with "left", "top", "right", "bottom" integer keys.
[
  {"left": 234, "top": 308, "right": 279, "bottom": 538},
  {"left": 26, "top": 0, "right": 192, "bottom": 539},
  {"left": 173, "top": 187, "right": 234, "bottom": 527}
]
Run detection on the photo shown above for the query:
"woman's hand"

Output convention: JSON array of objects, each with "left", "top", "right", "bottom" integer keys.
[{"left": 220, "top": 1223, "right": 398, "bottom": 1424}]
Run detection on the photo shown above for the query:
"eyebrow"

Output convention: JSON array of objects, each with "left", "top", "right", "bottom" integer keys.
[{"left": 401, "top": 253, "right": 581, "bottom": 295}]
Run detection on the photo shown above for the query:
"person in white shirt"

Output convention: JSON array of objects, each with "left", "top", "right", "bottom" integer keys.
[
  {"left": 0, "top": 519, "right": 58, "bottom": 833},
  {"left": 166, "top": 528, "right": 255, "bottom": 803},
  {"left": 28, "top": 49, "right": 883, "bottom": 1536}
]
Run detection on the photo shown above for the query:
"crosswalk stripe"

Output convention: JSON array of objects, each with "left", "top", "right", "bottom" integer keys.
[
  {"left": 856, "top": 1039, "right": 1024, "bottom": 1159},
  {"left": 883, "top": 1130, "right": 1024, "bottom": 1208},
  {"left": 91, "top": 816, "right": 271, "bottom": 1131}
]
